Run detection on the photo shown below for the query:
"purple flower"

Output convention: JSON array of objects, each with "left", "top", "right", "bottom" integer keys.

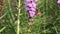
[
  {"left": 29, "top": 8, "right": 36, "bottom": 11},
  {"left": 25, "top": 0, "right": 33, "bottom": 3},
  {"left": 32, "top": 2, "right": 36, "bottom": 8},
  {"left": 25, "top": 0, "right": 36, "bottom": 17},
  {"left": 26, "top": 3, "right": 33, "bottom": 7},
  {"left": 57, "top": 0, "right": 60, "bottom": 5},
  {"left": 33, "top": 0, "right": 37, "bottom": 2},
  {"left": 26, "top": 7, "right": 36, "bottom": 12},
  {"left": 29, "top": 11, "right": 35, "bottom": 17}
]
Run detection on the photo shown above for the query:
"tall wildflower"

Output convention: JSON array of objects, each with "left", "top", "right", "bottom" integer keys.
[
  {"left": 25, "top": 0, "right": 37, "bottom": 18},
  {"left": 57, "top": 0, "right": 60, "bottom": 5},
  {"left": 25, "top": 0, "right": 37, "bottom": 32}
]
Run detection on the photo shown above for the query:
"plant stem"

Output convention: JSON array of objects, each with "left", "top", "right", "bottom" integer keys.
[{"left": 17, "top": 0, "right": 20, "bottom": 34}]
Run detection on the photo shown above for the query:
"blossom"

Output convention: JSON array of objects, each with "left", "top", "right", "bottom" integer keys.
[
  {"left": 57, "top": 0, "right": 60, "bottom": 5},
  {"left": 25, "top": 0, "right": 37, "bottom": 18},
  {"left": 29, "top": 11, "right": 35, "bottom": 17}
]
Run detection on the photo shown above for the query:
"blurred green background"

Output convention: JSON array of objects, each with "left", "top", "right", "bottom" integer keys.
[{"left": 0, "top": 0, "right": 60, "bottom": 34}]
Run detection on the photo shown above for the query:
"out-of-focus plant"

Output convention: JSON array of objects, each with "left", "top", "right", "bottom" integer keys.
[{"left": 0, "top": 0, "right": 60, "bottom": 34}]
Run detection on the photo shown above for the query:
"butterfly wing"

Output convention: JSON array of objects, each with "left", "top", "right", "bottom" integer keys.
[{"left": 35, "top": 9, "right": 40, "bottom": 16}]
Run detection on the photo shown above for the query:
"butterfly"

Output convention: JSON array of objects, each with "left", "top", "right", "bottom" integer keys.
[
  {"left": 0, "top": 0, "right": 5, "bottom": 16},
  {"left": 35, "top": 8, "right": 40, "bottom": 16}
]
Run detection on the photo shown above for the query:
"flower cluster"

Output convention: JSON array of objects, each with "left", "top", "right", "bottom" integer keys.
[
  {"left": 57, "top": 0, "right": 60, "bottom": 5},
  {"left": 25, "top": 0, "right": 37, "bottom": 18}
]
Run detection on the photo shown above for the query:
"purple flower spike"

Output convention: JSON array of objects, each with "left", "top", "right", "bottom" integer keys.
[
  {"left": 57, "top": 0, "right": 60, "bottom": 5},
  {"left": 25, "top": 0, "right": 37, "bottom": 18}
]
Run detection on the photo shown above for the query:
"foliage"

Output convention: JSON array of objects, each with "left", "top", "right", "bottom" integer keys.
[{"left": 0, "top": 0, "right": 60, "bottom": 34}]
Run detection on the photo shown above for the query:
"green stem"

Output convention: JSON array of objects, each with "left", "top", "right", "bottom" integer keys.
[
  {"left": 54, "top": 26, "right": 58, "bottom": 34},
  {"left": 17, "top": 0, "right": 20, "bottom": 34},
  {"left": 53, "top": 22, "right": 59, "bottom": 34}
]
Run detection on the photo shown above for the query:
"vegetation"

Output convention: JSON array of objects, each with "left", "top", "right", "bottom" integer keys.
[{"left": 0, "top": 0, "right": 60, "bottom": 34}]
